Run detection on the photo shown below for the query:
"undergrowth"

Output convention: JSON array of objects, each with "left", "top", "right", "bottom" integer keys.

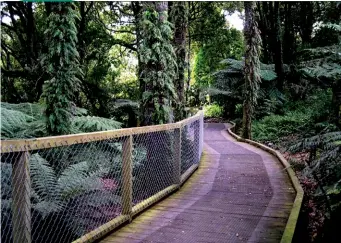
[
  {"left": 252, "top": 89, "right": 333, "bottom": 142},
  {"left": 252, "top": 89, "right": 340, "bottom": 243},
  {"left": 203, "top": 103, "right": 223, "bottom": 118}
]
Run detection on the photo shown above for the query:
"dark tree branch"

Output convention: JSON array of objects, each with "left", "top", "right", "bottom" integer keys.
[
  {"left": 85, "top": 2, "right": 94, "bottom": 15},
  {"left": 1, "top": 22, "right": 16, "bottom": 32}
]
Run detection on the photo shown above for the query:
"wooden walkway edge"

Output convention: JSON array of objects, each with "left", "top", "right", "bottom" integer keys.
[{"left": 100, "top": 123, "right": 299, "bottom": 243}]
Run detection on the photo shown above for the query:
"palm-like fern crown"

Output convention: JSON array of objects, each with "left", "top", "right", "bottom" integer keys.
[
  {"left": 298, "top": 23, "right": 341, "bottom": 84},
  {"left": 289, "top": 131, "right": 341, "bottom": 208},
  {"left": 1, "top": 102, "right": 122, "bottom": 139}
]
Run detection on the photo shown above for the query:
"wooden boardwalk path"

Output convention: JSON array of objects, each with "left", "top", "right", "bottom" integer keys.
[{"left": 101, "top": 123, "right": 296, "bottom": 243}]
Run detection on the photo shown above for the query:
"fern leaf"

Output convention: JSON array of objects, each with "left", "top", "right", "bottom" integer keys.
[
  {"left": 72, "top": 116, "right": 122, "bottom": 133},
  {"left": 57, "top": 161, "right": 103, "bottom": 200},
  {"left": 30, "top": 153, "right": 57, "bottom": 201}
]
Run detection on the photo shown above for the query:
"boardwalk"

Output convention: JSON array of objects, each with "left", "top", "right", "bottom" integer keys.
[{"left": 101, "top": 123, "right": 296, "bottom": 243}]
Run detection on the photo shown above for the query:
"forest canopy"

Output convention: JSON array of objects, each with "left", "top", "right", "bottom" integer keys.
[{"left": 1, "top": 2, "right": 341, "bottom": 241}]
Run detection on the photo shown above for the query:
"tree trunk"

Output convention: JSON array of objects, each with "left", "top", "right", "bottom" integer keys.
[
  {"left": 299, "top": 2, "right": 314, "bottom": 48},
  {"left": 242, "top": 1, "right": 261, "bottom": 139},
  {"left": 256, "top": 2, "right": 271, "bottom": 64},
  {"left": 332, "top": 82, "right": 341, "bottom": 127},
  {"left": 274, "top": 2, "right": 284, "bottom": 92},
  {"left": 186, "top": 2, "right": 192, "bottom": 106},
  {"left": 171, "top": 2, "right": 188, "bottom": 121},
  {"left": 139, "top": 1, "right": 176, "bottom": 125},
  {"left": 283, "top": 2, "right": 296, "bottom": 64}
]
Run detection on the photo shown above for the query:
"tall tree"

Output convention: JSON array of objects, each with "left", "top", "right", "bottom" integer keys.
[
  {"left": 170, "top": 2, "right": 188, "bottom": 121},
  {"left": 42, "top": 3, "right": 82, "bottom": 135},
  {"left": 139, "top": 2, "right": 177, "bottom": 125},
  {"left": 273, "top": 2, "right": 284, "bottom": 91},
  {"left": 1, "top": 2, "right": 48, "bottom": 102},
  {"left": 256, "top": 2, "right": 284, "bottom": 89},
  {"left": 298, "top": 1, "right": 315, "bottom": 48},
  {"left": 242, "top": 1, "right": 262, "bottom": 139},
  {"left": 282, "top": 2, "right": 297, "bottom": 64}
]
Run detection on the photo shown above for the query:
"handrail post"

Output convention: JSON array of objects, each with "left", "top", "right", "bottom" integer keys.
[
  {"left": 12, "top": 151, "right": 31, "bottom": 243},
  {"left": 173, "top": 126, "right": 182, "bottom": 186},
  {"left": 194, "top": 117, "right": 201, "bottom": 164},
  {"left": 199, "top": 111, "right": 204, "bottom": 159},
  {"left": 122, "top": 135, "right": 133, "bottom": 221}
]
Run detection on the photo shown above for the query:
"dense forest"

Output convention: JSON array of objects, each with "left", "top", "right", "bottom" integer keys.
[{"left": 1, "top": 1, "right": 340, "bottom": 242}]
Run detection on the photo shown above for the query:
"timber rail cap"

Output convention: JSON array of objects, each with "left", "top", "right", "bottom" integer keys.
[
  {"left": 226, "top": 121, "right": 304, "bottom": 243},
  {"left": 1, "top": 111, "right": 204, "bottom": 243},
  {"left": 0, "top": 111, "right": 204, "bottom": 153}
]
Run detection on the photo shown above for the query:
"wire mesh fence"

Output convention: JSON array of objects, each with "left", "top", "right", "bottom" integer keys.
[{"left": 1, "top": 111, "right": 203, "bottom": 243}]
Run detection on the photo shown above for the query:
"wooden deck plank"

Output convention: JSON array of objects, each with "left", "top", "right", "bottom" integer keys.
[{"left": 100, "top": 123, "right": 295, "bottom": 243}]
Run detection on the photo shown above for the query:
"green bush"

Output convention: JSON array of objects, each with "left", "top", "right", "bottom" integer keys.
[
  {"left": 252, "top": 89, "right": 333, "bottom": 142},
  {"left": 252, "top": 111, "right": 312, "bottom": 141},
  {"left": 203, "top": 103, "right": 223, "bottom": 118}
]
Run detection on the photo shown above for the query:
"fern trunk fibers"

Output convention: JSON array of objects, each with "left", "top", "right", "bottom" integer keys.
[
  {"left": 42, "top": 3, "right": 81, "bottom": 135},
  {"left": 242, "top": 1, "right": 262, "bottom": 139},
  {"left": 171, "top": 2, "right": 188, "bottom": 121}
]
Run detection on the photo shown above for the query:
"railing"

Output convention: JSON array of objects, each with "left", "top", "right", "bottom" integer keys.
[{"left": 0, "top": 111, "right": 204, "bottom": 243}]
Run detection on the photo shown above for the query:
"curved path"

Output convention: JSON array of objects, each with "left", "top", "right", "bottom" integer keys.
[{"left": 101, "top": 123, "right": 296, "bottom": 243}]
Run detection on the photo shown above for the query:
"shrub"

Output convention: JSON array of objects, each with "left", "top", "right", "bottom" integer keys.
[
  {"left": 203, "top": 103, "right": 223, "bottom": 118},
  {"left": 252, "top": 89, "right": 333, "bottom": 142}
]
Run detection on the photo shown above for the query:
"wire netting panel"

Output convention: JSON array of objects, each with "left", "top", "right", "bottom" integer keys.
[
  {"left": 1, "top": 111, "right": 204, "bottom": 243},
  {"left": 1, "top": 152, "right": 19, "bottom": 243},
  {"left": 1, "top": 137, "right": 125, "bottom": 243},
  {"left": 132, "top": 130, "right": 176, "bottom": 205},
  {"left": 181, "top": 119, "right": 200, "bottom": 175}
]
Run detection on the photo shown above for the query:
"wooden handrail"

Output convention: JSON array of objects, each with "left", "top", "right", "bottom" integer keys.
[
  {"left": 1, "top": 110, "right": 204, "bottom": 243},
  {"left": 0, "top": 111, "right": 203, "bottom": 153}
]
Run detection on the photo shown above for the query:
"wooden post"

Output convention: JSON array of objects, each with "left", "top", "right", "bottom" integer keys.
[
  {"left": 122, "top": 135, "right": 133, "bottom": 221},
  {"left": 199, "top": 112, "right": 204, "bottom": 158},
  {"left": 194, "top": 119, "right": 200, "bottom": 164},
  {"left": 173, "top": 127, "right": 181, "bottom": 185},
  {"left": 12, "top": 151, "right": 31, "bottom": 243}
]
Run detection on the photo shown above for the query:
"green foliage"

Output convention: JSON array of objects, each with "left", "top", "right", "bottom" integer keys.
[
  {"left": 203, "top": 103, "right": 223, "bottom": 118},
  {"left": 170, "top": 2, "right": 188, "bottom": 121},
  {"left": 290, "top": 131, "right": 341, "bottom": 216},
  {"left": 207, "top": 58, "right": 281, "bottom": 119},
  {"left": 193, "top": 28, "right": 244, "bottom": 88},
  {"left": 72, "top": 116, "right": 121, "bottom": 132},
  {"left": 42, "top": 3, "right": 82, "bottom": 135},
  {"left": 298, "top": 43, "right": 341, "bottom": 86},
  {"left": 0, "top": 102, "right": 122, "bottom": 139},
  {"left": 139, "top": 3, "right": 177, "bottom": 125},
  {"left": 29, "top": 153, "right": 112, "bottom": 235},
  {"left": 252, "top": 89, "right": 333, "bottom": 142}
]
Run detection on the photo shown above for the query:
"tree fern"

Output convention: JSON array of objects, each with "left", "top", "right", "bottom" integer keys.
[
  {"left": 1, "top": 102, "right": 122, "bottom": 139},
  {"left": 57, "top": 161, "right": 103, "bottom": 200},
  {"left": 30, "top": 153, "right": 57, "bottom": 202},
  {"left": 72, "top": 116, "right": 122, "bottom": 133},
  {"left": 289, "top": 131, "right": 341, "bottom": 214},
  {"left": 1, "top": 108, "right": 33, "bottom": 139}
]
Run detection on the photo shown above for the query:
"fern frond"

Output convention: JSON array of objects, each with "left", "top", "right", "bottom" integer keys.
[
  {"left": 72, "top": 116, "right": 122, "bottom": 133},
  {"left": 1, "top": 102, "right": 45, "bottom": 119},
  {"left": 1, "top": 163, "right": 12, "bottom": 199},
  {"left": 57, "top": 161, "right": 103, "bottom": 200},
  {"left": 33, "top": 201, "right": 65, "bottom": 219},
  {"left": 30, "top": 153, "right": 57, "bottom": 201},
  {"left": 1, "top": 107, "right": 34, "bottom": 139},
  {"left": 206, "top": 87, "right": 232, "bottom": 96}
]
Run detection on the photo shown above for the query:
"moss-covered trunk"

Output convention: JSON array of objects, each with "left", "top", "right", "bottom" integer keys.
[{"left": 242, "top": 1, "right": 262, "bottom": 139}]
